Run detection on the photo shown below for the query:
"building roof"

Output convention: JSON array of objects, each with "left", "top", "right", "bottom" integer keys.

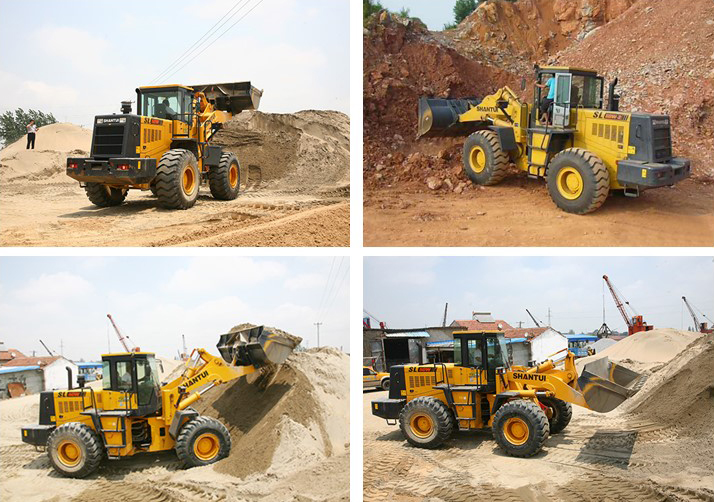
[
  {"left": 566, "top": 334, "right": 599, "bottom": 341},
  {"left": 452, "top": 320, "right": 514, "bottom": 331},
  {"left": 0, "top": 348, "right": 27, "bottom": 362},
  {"left": 3, "top": 356, "right": 64, "bottom": 368},
  {"left": 77, "top": 362, "right": 103, "bottom": 368},
  {"left": 503, "top": 327, "right": 551, "bottom": 339},
  {"left": 385, "top": 331, "right": 429, "bottom": 338},
  {"left": 0, "top": 365, "right": 40, "bottom": 375}
]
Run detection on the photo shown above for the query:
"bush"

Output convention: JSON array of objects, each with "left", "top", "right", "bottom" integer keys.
[
  {"left": 454, "top": 0, "right": 478, "bottom": 24},
  {"left": 363, "top": 0, "right": 384, "bottom": 24},
  {"left": 0, "top": 108, "right": 57, "bottom": 147}
]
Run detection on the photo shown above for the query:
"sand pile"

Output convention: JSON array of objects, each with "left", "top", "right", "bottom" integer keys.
[
  {"left": 212, "top": 110, "right": 350, "bottom": 192},
  {"left": 0, "top": 123, "right": 91, "bottom": 183},
  {"left": 621, "top": 335, "right": 714, "bottom": 435},
  {"left": 191, "top": 341, "right": 348, "bottom": 479},
  {"left": 576, "top": 328, "right": 703, "bottom": 374}
]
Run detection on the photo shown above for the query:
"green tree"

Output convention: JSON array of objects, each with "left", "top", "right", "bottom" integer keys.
[
  {"left": 453, "top": 0, "right": 478, "bottom": 24},
  {"left": 363, "top": 0, "right": 384, "bottom": 24},
  {"left": 398, "top": 7, "right": 410, "bottom": 18},
  {"left": 0, "top": 108, "right": 57, "bottom": 146}
]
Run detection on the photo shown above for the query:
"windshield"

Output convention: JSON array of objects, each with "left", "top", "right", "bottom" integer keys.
[
  {"left": 454, "top": 337, "right": 484, "bottom": 367},
  {"left": 571, "top": 75, "right": 603, "bottom": 109},
  {"left": 486, "top": 335, "right": 509, "bottom": 370},
  {"left": 136, "top": 357, "right": 160, "bottom": 406},
  {"left": 141, "top": 90, "right": 181, "bottom": 120}
]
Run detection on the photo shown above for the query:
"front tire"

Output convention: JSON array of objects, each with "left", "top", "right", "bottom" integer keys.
[
  {"left": 381, "top": 378, "right": 390, "bottom": 391},
  {"left": 175, "top": 416, "right": 231, "bottom": 468},
  {"left": 546, "top": 148, "right": 610, "bottom": 214},
  {"left": 492, "top": 400, "right": 549, "bottom": 457},
  {"left": 462, "top": 130, "right": 509, "bottom": 186},
  {"left": 399, "top": 397, "right": 453, "bottom": 449},
  {"left": 47, "top": 423, "right": 103, "bottom": 478},
  {"left": 155, "top": 149, "right": 200, "bottom": 209},
  {"left": 85, "top": 183, "right": 127, "bottom": 207},
  {"left": 539, "top": 397, "right": 572, "bottom": 434},
  {"left": 209, "top": 152, "right": 241, "bottom": 200}
]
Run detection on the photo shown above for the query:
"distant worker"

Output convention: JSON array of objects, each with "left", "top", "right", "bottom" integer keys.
[
  {"left": 26, "top": 120, "right": 37, "bottom": 149},
  {"left": 535, "top": 74, "right": 555, "bottom": 125}
]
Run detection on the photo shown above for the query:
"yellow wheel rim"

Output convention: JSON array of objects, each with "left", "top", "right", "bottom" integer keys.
[
  {"left": 556, "top": 166, "right": 584, "bottom": 200},
  {"left": 503, "top": 417, "right": 529, "bottom": 446},
  {"left": 469, "top": 146, "right": 487, "bottom": 173},
  {"left": 182, "top": 166, "right": 196, "bottom": 195},
  {"left": 409, "top": 413, "right": 434, "bottom": 439},
  {"left": 229, "top": 164, "right": 238, "bottom": 189},
  {"left": 193, "top": 433, "right": 220, "bottom": 461},
  {"left": 57, "top": 440, "right": 82, "bottom": 467}
]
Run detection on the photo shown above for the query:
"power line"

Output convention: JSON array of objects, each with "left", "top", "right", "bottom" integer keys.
[
  {"left": 159, "top": 0, "right": 266, "bottom": 84},
  {"left": 316, "top": 257, "right": 336, "bottom": 320},
  {"left": 318, "top": 258, "right": 345, "bottom": 321},
  {"left": 149, "top": 0, "right": 252, "bottom": 84},
  {"left": 321, "top": 264, "right": 350, "bottom": 322}
]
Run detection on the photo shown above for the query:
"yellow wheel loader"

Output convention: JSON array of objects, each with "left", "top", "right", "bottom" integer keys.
[
  {"left": 66, "top": 82, "right": 262, "bottom": 209},
  {"left": 21, "top": 326, "right": 299, "bottom": 478},
  {"left": 418, "top": 66, "right": 690, "bottom": 214},
  {"left": 372, "top": 330, "right": 642, "bottom": 457}
]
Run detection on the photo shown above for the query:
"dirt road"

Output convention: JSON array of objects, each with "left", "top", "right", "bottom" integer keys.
[
  {"left": 363, "top": 389, "right": 714, "bottom": 501},
  {"left": 0, "top": 180, "right": 348, "bottom": 247},
  {"left": 364, "top": 179, "right": 714, "bottom": 247}
]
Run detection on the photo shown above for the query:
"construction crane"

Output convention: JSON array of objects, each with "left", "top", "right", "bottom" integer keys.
[
  {"left": 39, "top": 339, "right": 56, "bottom": 357},
  {"left": 442, "top": 303, "right": 449, "bottom": 327},
  {"left": 525, "top": 308, "right": 541, "bottom": 327},
  {"left": 602, "top": 275, "right": 653, "bottom": 335},
  {"left": 106, "top": 314, "right": 139, "bottom": 352},
  {"left": 682, "top": 297, "right": 713, "bottom": 334}
]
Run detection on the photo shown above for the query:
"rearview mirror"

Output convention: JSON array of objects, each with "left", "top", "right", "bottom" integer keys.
[{"left": 521, "top": 78, "right": 526, "bottom": 91}]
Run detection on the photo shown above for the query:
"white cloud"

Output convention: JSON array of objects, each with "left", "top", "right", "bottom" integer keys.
[
  {"left": 32, "top": 26, "right": 112, "bottom": 75},
  {"left": 283, "top": 273, "right": 324, "bottom": 290},
  {"left": 165, "top": 257, "right": 287, "bottom": 293},
  {"left": 0, "top": 70, "right": 80, "bottom": 113},
  {"left": 14, "top": 271, "right": 93, "bottom": 304}
]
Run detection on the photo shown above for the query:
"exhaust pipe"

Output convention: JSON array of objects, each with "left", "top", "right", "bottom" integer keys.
[
  {"left": 66, "top": 367, "right": 73, "bottom": 390},
  {"left": 417, "top": 96, "right": 480, "bottom": 138},
  {"left": 577, "top": 357, "right": 642, "bottom": 413}
]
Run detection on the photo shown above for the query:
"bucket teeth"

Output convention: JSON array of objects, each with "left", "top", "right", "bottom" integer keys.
[
  {"left": 577, "top": 358, "right": 643, "bottom": 413},
  {"left": 217, "top": 325, "right": 301, "bottom": 368}
]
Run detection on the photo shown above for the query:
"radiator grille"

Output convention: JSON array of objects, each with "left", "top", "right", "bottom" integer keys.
[
  {"left": 93, "top": 124, "right": 125, "bottom": 157},
  {"left": 653, "top": 125, "right": 672, "bottom": 161}
]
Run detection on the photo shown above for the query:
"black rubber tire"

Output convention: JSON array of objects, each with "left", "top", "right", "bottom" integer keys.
[
  {"left": 84, "top": 183, "right": 127, "bottom": 207},
  {"left": 399, "top": 397, "right": 453, "bottom": 449},
  {"left": 381, "top": 378, "right": 390, "bottom": 391},
  {"left": 546, "top": 147, "right": 610, "bottom": 214},
  {"left": 539, "top": 397, "right": 573, "bottom": 434},
  {"left": 208, "top": 151, "right": 241, "bottom": 200},
  {"left": 175, "top": 416, "right": 231, "bottom": 468},
  {"left": 47, "top": 422, "right": 103, "bottom": 478},
  {"left": 155, "top": 149, "right": 200, "bottom": 209},
  {"left": 492, "top": 400, "right": 549, "bottom": 458},
  {"left": 149, "top": 185, "right": 158, "bottom": 197},
  {"left": 462, "top": 130, "right": 509, "bottom": 186}
]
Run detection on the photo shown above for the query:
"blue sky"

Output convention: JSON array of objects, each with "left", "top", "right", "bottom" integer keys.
[
  {"left": 0, "top": 256, "right": 349, "bottom": 361},
  {"left": 364, "top": 257, "right": 714, "bottom": 333},
  {"left": 0, "top": 0, "right": 349, "bottom": 127},
  {"left": 379, "top": 0, "right": 458, "bottom": 29}
]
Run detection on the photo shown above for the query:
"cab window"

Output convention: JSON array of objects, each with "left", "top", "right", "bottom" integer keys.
[
  {"left": 136, "top": 358, "right": 158, "bottom": 406},
  {"left": 486, "top": 337, "right": 507, "bottom": 369},
  {"left": 467, "top": 340, "right": 483, "bottom": 367},
  {"left": 141, "top": 90, "right": 180, "bottom": 120},
  {"left": 116, "top": 361, "right": 133, "bottom": 392},
  {"left": 102, "top": 361, "right": 111, "bottom": 390}
]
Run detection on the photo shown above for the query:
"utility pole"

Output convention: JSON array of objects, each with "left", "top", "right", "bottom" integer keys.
[
  {"left": 314, "top": 322, "right": 322, "bottom": 348},
  {"left": 442, "top": 303, "right": 448, "bottom": 327},
  {"left": 517, "top": 321, "right": 523, "bottom": 328},
  {"left": 60, "top": 340, "right": 64, "bottom": 357},
  {"left": 547, "top": 308, "right": 551, "bottom": 327}
]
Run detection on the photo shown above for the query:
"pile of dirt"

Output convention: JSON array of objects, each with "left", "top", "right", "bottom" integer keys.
[
  {"left": 213, "top": 110, "right": 350, "bottom": 193},
  {"left": 363, "top": 11, "right": 521, "bottom": 192},
  {"left": 556, "top": 0, "right": 714, "bottom": 180},
  {"left": 0, "top": 123, "right": 90, "bottom": 183},
  {"left": 621, "top": 335, "right": 714, "bottom": 436},
  {"left": 191, "top": 324, "right": 348, "bottom": 479}
]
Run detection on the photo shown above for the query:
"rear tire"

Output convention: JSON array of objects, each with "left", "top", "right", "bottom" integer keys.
[
  {"left": 85, "top": 183, "right": 127, "bottom": 207},
  {"left": 155, "top": 149, "right": 200, "bottom": 209},
  {"left": 208, "top": 152, "right": 241, "bottom": 200},
  {"left": 462, "top": 130, "right": 509, "bottom": 186},
  {"left": 175, "top": 416, "right": 231, "bottom": 468},
  {"left": 381, "top": 378, "right": 390, "bottom": 391},
  {"left": 47, "top": 423, "right": 103, "bottom": 478},
  {"left": 546, "top": 148, "right": 610, "bottom": 214},
  {"left": 492, "top": 400, "right": 549, "bottom": 457},
  {"left": 399, "top": 397, "right": 453, "bottom": 449},
  {"left": 539, "top": 397, "right": 572, "bottom": 434}
]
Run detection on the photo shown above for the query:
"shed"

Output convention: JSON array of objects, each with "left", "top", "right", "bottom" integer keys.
[
  {"left": 3, "top": 356, "right": 79, "bottom": 392},
  {"left": 0, "top": 365, "right": 42, "bottom": 398}
]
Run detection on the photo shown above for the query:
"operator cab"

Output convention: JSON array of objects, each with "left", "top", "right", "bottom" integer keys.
[
  {"left": 453, "top": 330, "right": 510, "bottom": 391},
  {"left": 533, "top": 66, "right": 604, "bottom": 128},
  {"left": 101, "top": 352, "right": 162, "bottom": 416},
  {"left": 136, "top": 85, "right": 195, "bottom": 123}
]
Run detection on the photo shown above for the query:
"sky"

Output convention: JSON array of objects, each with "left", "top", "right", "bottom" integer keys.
[
  {"left": 364, "top": 256, "right": 714, "bottom": 334},
  {"left": 379, "top": 0, "right": 457, "bottom": 30},
  {"left": 0, "top": 0, "right": 349, "bottom": 128},
  {"left": 0, "top": 256, "right": 349, "bottom": 362}
]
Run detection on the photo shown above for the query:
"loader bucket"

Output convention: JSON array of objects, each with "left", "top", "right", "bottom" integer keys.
[
  {"left": 577, "top": 357, "right": 643, "bottom": 413},
  {"left": 216, "top": 325, "right": 300, "bottom": 368},
  {"left": 190, "top": 81, "right": 263, "bottom": 115},
  {"left": 417, "top": 96, "right": 480, "bottom": 138}
]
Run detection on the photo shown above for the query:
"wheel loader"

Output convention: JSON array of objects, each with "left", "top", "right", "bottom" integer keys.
[
  {"left": 372, "top": 330, "right": 643, "bottom": 457},
  {"left": 66, "top": 82, "right": 262, "bottom": 209},
  {"left": 418, "top": 65, "right": 690, "bottom": 214},
  {"left": 20, "top": 325, "right": 300, "bottom": 478}
]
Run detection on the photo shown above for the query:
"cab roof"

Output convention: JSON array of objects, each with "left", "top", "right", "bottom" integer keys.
[
  {"left": 137, "top": 84, "right": 194, "bottom": 91},
  {"left": 101, "top": 352, "right": 156, "bottom": 358},
  {"left": 452, "top": 330, "right": 505, "bottom": 336},
  {"left": 538, "top": 66, "right": 598, "bottom": 75}
]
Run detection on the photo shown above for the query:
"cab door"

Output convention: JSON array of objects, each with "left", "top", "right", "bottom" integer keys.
[{"left": 552, "top": 73, "right": 572, "bottom": 127}]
